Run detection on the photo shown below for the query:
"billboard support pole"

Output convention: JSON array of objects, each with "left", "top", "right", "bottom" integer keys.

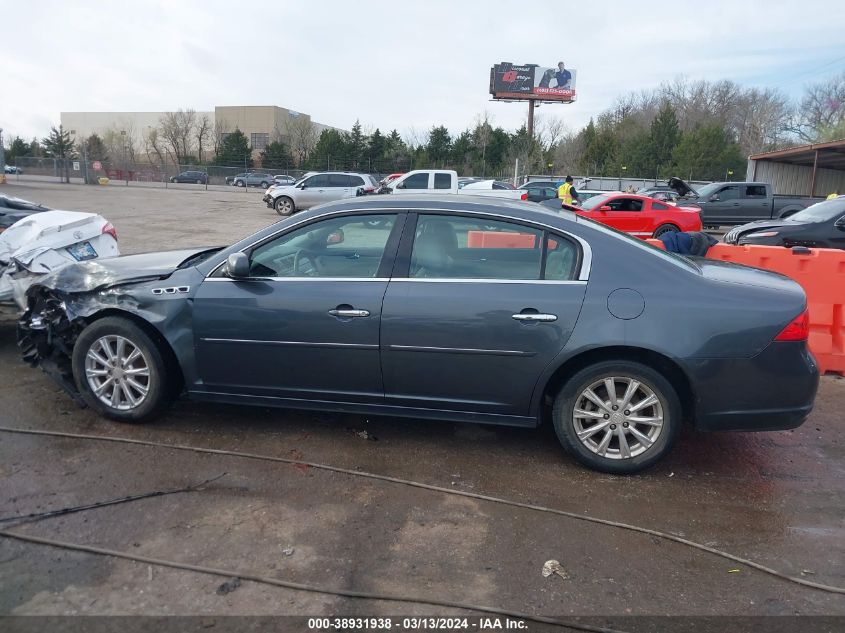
[{"left": 527, "top": 101, "right": 535, "bottom": 141}]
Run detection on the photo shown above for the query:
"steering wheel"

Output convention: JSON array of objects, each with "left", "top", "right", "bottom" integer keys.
[{"left": 293, "top": 249, "right": 319, "bottom": 277}]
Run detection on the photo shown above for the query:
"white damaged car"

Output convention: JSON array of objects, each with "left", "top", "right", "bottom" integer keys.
[{"left": 0, "top": 210, "right": 119, "bottom": 310}]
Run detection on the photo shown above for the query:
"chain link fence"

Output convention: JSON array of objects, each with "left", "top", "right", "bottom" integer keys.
[
  {"left": 9, "top": 156, "right": 714, "bottom": 192},
  {"left": 9, "top": 157, "right": 312, "bottom": 191}
]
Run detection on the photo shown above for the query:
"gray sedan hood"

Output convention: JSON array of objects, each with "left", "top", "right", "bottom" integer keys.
[{"left": 31, "top": 247, "right": 219, "bottom": 294}]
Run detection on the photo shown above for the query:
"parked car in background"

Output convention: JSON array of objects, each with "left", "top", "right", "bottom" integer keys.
[
  {"left": 0, "top": 195, "right": 50, "bottom": 232},
  {"left": 645, "top": 190, "right": 682, "bottom": 203},
  {"left": 170, "top": 171, "right": 208, "bottom": 184},
  {"left": 389, "top": 170, "right": 528, "bottom": 200},
  {"left": 724, "top": 196, "right": 845, "bottom": 249},
  {"left": 668, "top": 178, "right": 822, "bottom": 226},
  {"left": 226, "top": 172, "right": 251, "bottom": 185},
  {"left": 563, "top": 192, "right": 702, "bottom": 238},
  {"left": 457, "top": 178, "right": 483, "bottom": 189},
  {"left": 18, "top": 195, "right": 818, "bottom": 474},
  {"left": 233, "top": 172, "right": 274, "bottom": 188},
  {"left": 274, "top": 175, "right": 296, "bottom": 186},
  {"left": 522, "top": 186, "right": 560, "bottom": 203},
  {"left": 637, "top": 185, "right": 676, "bottom": 196},
  {"left": 263, "top": 172, "right": 371, "bottom": 216},
  {"left": 4, "top": 165, "right": 22, "bottom": 175},
  {"left": 379, "top": 173, "right": 404, "bottom": 188}
]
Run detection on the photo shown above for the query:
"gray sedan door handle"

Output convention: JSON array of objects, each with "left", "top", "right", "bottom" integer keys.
[
  {"left": 328, "top": 308, "right": 370, "bottom": 318},
  {"left": 512, "top": 313, "right": 557, "bottom": 322}
]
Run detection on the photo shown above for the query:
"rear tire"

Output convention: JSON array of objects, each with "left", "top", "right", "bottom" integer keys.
[
  {"left": 71, "top": 317, "right": 175, "bottom": 423},
  {"left": 236, "top": 180, "right": 245, "bottom": 187},
  {"left": 196, "top": 179, "right": 202, "bottom": 184},
  {"left": 275, "top": 196, "right": 295, "bottom": 216},
  {"left": 552, "top": 360, "right": 681, "bottom": 474},
  {"left": 260, "top": 181, "right": 269, "bottom": 189},
  {"left": 653, "top": 224, "right": 680, "bottom": 238}
]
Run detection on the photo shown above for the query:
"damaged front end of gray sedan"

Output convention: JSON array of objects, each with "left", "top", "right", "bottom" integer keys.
[{"left": 18, "top": 248, "right": 221, "bottom": 408}]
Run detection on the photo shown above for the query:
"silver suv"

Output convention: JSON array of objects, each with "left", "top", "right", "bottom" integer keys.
[{"left": 263, "top": 172, "right": 376, "bottom": 216}]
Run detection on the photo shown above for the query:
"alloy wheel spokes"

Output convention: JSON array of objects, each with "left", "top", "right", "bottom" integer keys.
[
  {"left": 572, "top": 376, "right": 664, "bottom": 460},
  {"left": 84, "top": 335, "right": 150, "bottom": 411}
]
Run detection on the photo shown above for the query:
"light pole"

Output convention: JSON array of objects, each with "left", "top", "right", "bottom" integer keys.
[
  {"left": 619, "top": 165, "right": 627, "bottom": 190},
  {"left": 547, "top": 161, "right": 553, "bottom": 177},
  {"left": 725, "top": 169, "right": 734, "bottom": 181},
  {"left": 121, "top": 130, "right": 128, "bottom": 185},
  {"left": 0, "top": 128, "right": 5, "bottom": 184}
]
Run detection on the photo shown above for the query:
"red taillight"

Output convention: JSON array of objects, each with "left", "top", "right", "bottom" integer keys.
[
  {"left": 520, "top": 192, "right": 528, "bottom": 201},
  {"left": 774, "top": 309, "right": 809, "bottom": 342},
  {"left": 101, "top": 222, "right": 118, "bottom": 241}
]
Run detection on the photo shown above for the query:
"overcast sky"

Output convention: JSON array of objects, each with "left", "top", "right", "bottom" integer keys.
[{"left": 2, "top": 0, "right": 844, "bottom": 143}]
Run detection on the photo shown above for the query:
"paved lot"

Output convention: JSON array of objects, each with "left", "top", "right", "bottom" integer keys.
[{"left": 0, "top": 182, "right": 843, "bottom": 623}]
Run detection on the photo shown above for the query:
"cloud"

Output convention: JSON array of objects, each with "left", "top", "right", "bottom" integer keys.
[{"left": 1, "top": 0, "right": 842, "bottom": 141}]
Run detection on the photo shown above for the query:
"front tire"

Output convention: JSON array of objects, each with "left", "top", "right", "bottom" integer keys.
[
  {"left": 196, "top": 179, "right": 203, "bottom": 184},
  {"left": 260, "top": 181, "right": 269, "bottom": 189},
  {"left": 71, "top": 317, "right": 175, "bottom": 423},
  {"left": 275, "top": 196, "right": 295, "bottom": 216},
  {"left": 653, "top": 224, "right": 679, "bottom": 238},
  {"left": 236, "top": 180, "right": 245, "bottom": 187},
  {"left": 552, "top": 361, "right": 681, "bottom": 474}
]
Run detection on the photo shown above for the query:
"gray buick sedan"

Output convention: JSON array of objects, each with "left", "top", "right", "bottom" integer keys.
[{"left": 18, "top": 196, "right": 818, "bottom": 473}]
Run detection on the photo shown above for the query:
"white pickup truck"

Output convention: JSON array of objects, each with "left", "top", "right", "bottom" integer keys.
[{"left": 387, "top": 170, "right": 528, "bottom": 201}]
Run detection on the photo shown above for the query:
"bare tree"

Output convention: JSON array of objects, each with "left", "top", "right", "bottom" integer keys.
[
  {"left": 160, "top": 109, "right": 197, "bottom": 164},
  {"left": 284, "top": 115, "right": 317, "bottom": 165},
  {"left": 195, "top": 114, "right": 211, "bottom": 163},
  {"left": 472, "top": 112, "right": 493, "bottom": 176},
  {"left": 534, "top": 113, "right": 567, "bottom": 150},
  {"left": 143, "top": 127, "right": 167, "bottom": 166},
  {"left": 553, "top": 130, "right": 586, "bottom": 175},
  {"left": 790, "top": 72, "right": 845, "bottom": 142},
  {"left": 402, "top": 126, "right": 426, "bottom": 150}
]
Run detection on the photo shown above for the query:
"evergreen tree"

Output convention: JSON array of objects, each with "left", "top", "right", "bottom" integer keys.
[
  {"left": 214, "top": 129, "right": 252, "bottom": 167},
  {"left": 80, "top": 133, "right": 109, "bottom": 165},
  {"left": 426, "top": 125, "right": 452, "bottom": 167},
  {"left": 309, "top": 129, "right": 348, "bottom": 170},
  {"left": 42, "top": 125, "right": 76, "bottom": 182},
  {"left": 649, "top": 102, "right": 680, "bottom": 178},
  {"left": 6, "top": 136, "right": 29, "bottom": 163},
  {"left": 346, "top": 120, "right": 366, "bottom": 169},
  {"left": 367, "top": 128, "right": 386, "bottom": 171},
  {"left": 671, "top": 125, "right": 744, "bottom": 181},
  {"left": 450, "top": 130, "right": 473, "bottom": 173},
  {"left": 260, "top": 141, "right": 293, "bottom": 170}
]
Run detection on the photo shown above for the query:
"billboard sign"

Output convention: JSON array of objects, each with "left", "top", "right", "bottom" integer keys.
[{"left": 490, "top": 62, "right": 577, "bottom": 102}]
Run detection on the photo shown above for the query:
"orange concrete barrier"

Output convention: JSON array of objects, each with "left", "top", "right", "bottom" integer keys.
[
  {"left": 467, "top": 231, "right": 537, "bottom": 248},
  {"left": 647, "top": 239, "right": 844, "bottom": 375}
]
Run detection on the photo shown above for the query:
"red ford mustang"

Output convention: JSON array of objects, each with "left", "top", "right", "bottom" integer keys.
[{"left": 564, "top": 192, "right": 702, "bottom": 238}]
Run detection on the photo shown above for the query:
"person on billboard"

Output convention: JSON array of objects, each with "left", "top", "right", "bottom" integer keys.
[{"left": 555, "top": 62, "right": 572, "bottom": 89}]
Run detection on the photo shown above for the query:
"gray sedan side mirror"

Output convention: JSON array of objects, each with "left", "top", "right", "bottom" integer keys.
[{"left": 226, "top": 253, "right": 250, "bottom": 278}]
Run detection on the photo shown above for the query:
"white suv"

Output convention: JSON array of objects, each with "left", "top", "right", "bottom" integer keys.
[{"left": 263, "top": 172, "right": 377, "bottom": 216}]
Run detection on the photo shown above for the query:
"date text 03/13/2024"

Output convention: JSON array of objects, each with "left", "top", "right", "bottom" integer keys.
[{"left": 306, "top": 617, "right": 528, "bottom": 630}]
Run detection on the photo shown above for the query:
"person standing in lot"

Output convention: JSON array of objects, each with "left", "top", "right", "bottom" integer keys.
[{"left": 558, "top": 176, "right": 579, "bottom": 206}]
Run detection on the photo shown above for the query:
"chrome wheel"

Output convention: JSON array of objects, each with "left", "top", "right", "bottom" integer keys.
[
  {"left": 84, "top": 335, "right": 150, "bottom": 411},
  {"left": 572, "top": 377, "right": 664, "bottom": 460}
]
